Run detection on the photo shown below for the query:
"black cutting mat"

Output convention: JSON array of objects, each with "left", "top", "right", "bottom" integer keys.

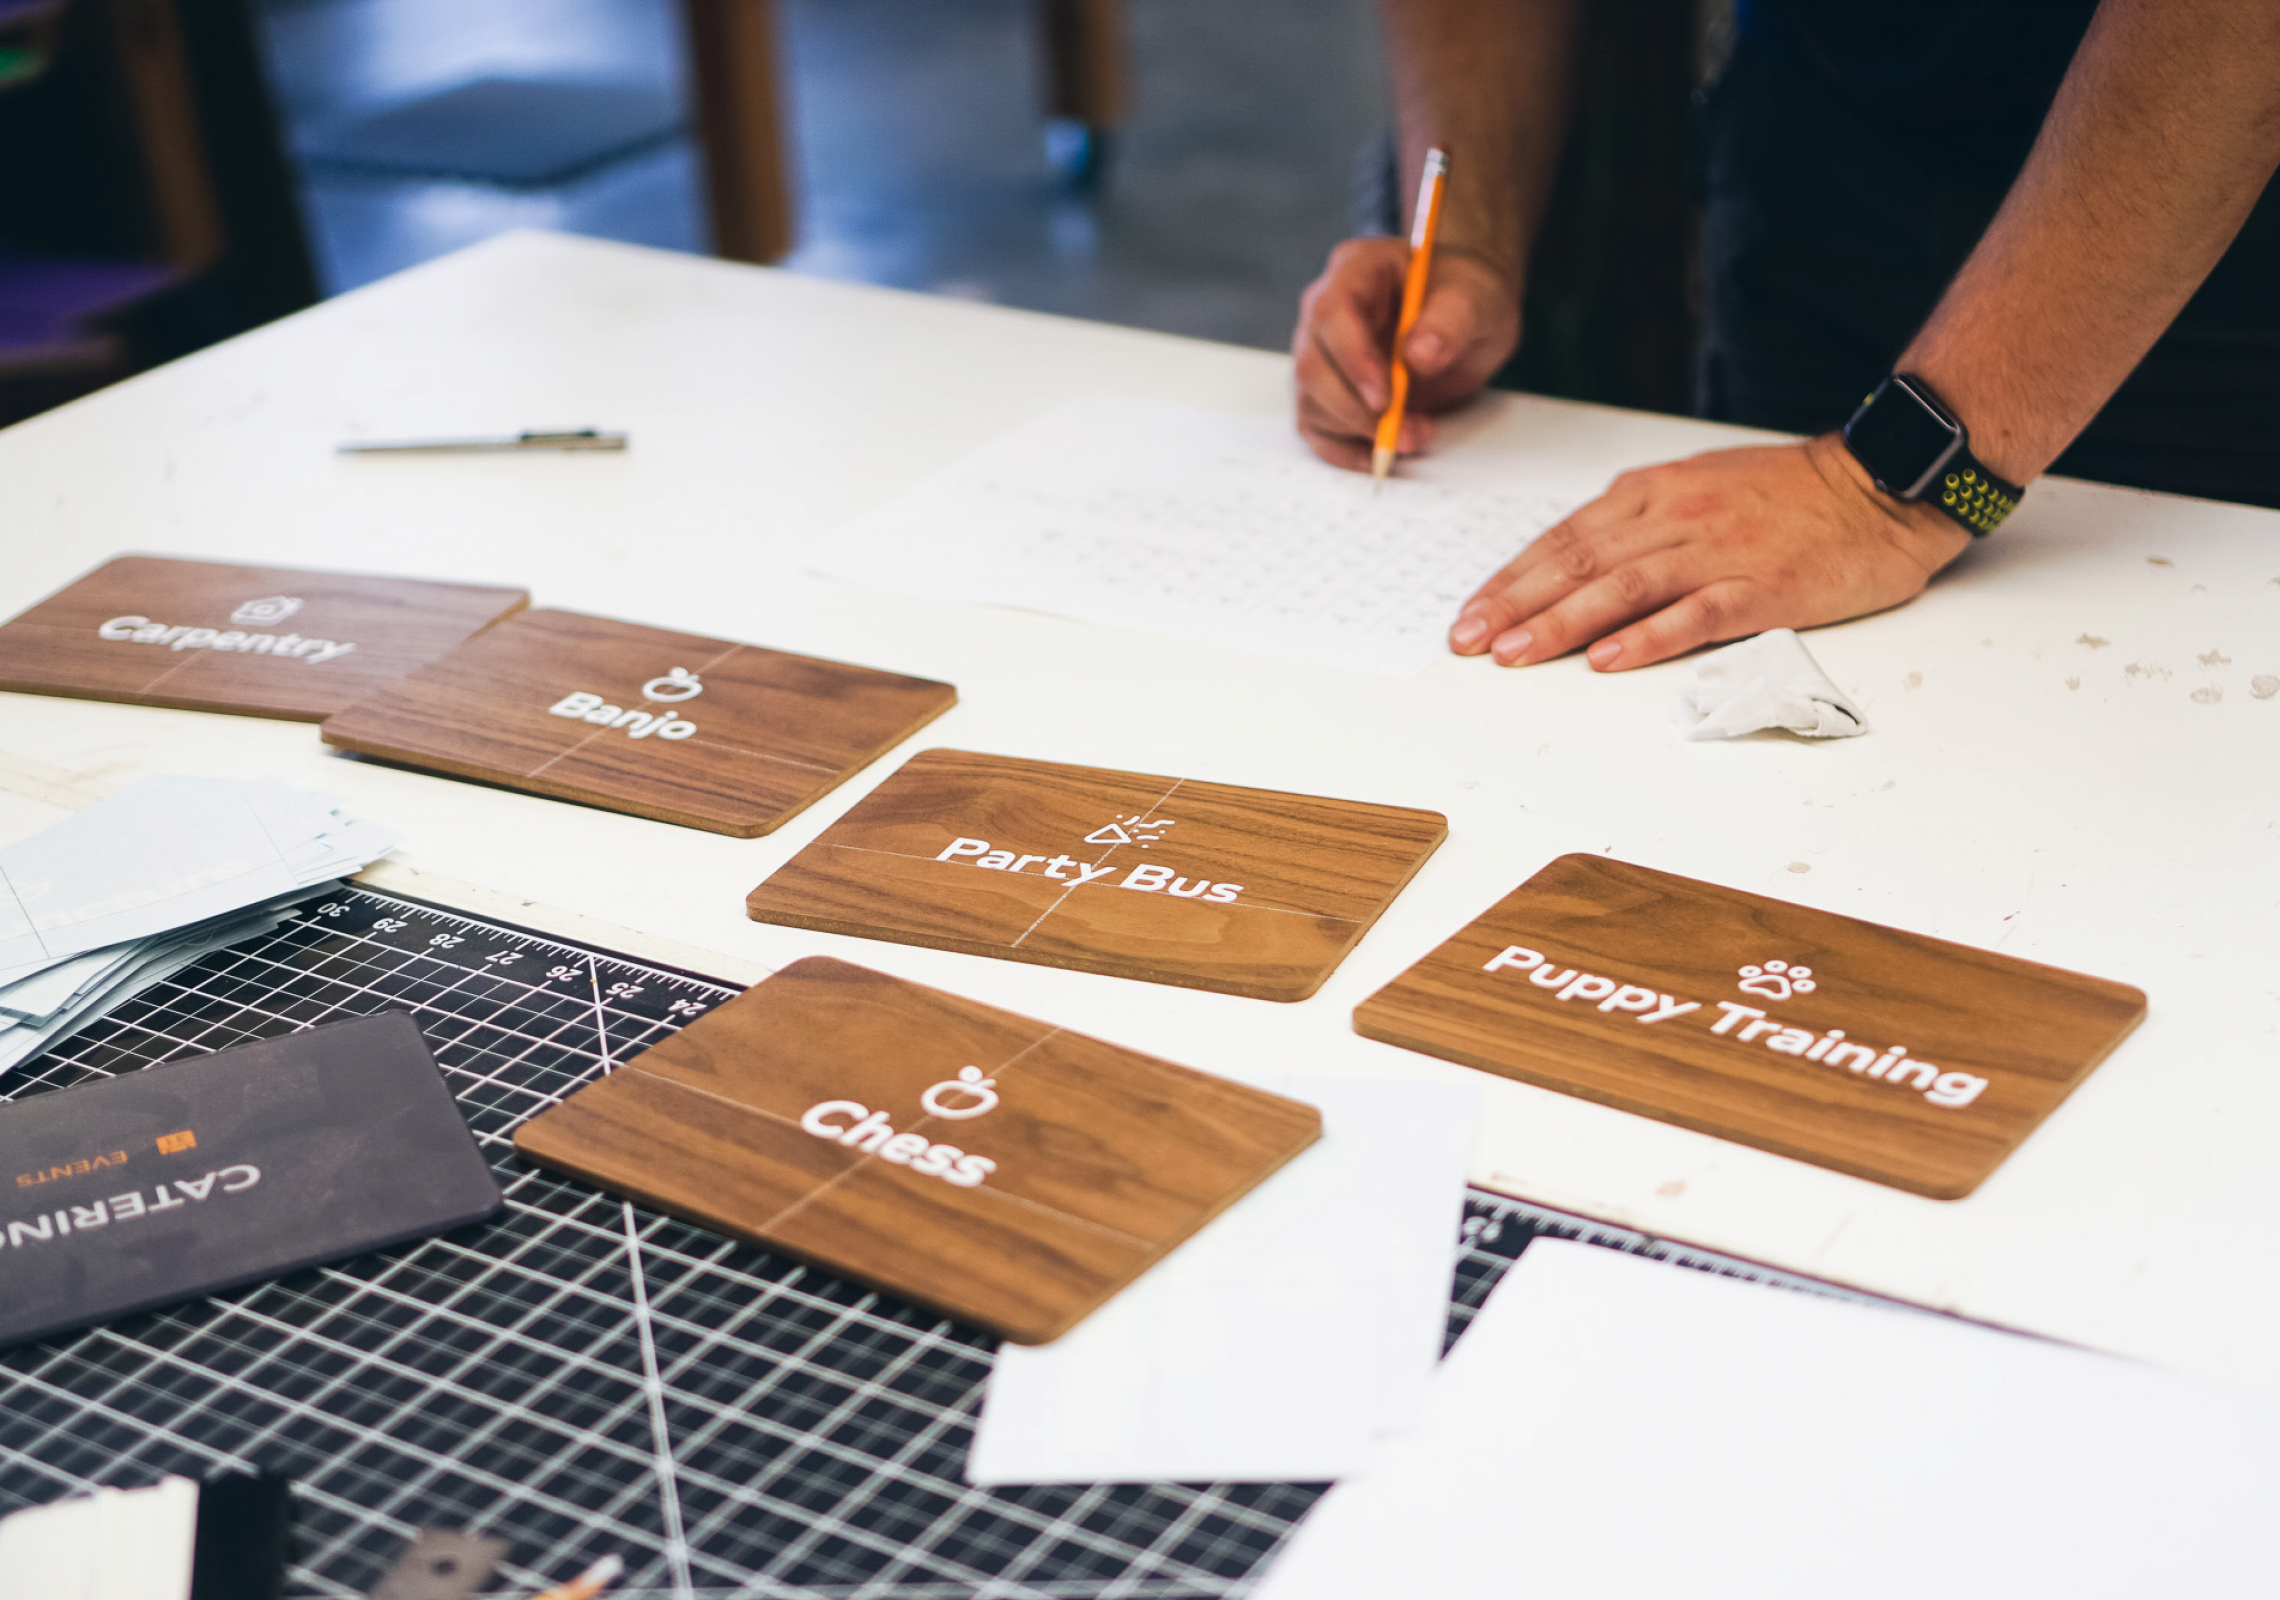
[{"left": 0, "top": 887, "right": 1878, "bottom": 1598}]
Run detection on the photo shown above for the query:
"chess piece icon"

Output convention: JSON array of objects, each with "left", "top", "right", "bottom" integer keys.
[{"left": 920, "top": 1066, "right": 1000, "bottom": 1120}]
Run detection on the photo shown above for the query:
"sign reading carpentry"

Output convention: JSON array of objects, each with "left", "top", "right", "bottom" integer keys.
[
  {"left": 0, "top": 554, "right": 529, "bottom": 720},
  {"left": 514, "top": 956, "right": 1321, "bottom": 1343},
  {"left": 320, "top": 608, "right": 957, "bottom": 836},
  {"left": 744, "top": 749, "right": 1447, "bottom": 1001},
  {"left": 1354, "top": 854, "right": 2146, "bottom": 1198}
]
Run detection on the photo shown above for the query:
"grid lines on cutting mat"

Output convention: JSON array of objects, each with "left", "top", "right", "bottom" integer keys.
[
  {"left": 0, "top": 889, "right": 1889, "bottom": 1596},
  {"left": 0, "top": 887, "right": 1532, "bottom": 1599}
]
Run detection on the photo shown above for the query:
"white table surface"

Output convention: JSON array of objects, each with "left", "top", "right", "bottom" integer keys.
[{"left": 3, "top": 230, "right": 2275, "bottom": 1392}]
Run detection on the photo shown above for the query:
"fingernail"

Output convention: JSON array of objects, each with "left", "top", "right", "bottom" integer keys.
[
  {"left": 1450, "top": 614, "right": 1487, "bottom": 650},
  {"left": 1361, "top": 377, "right": 1387, "bottom": 410},
  {"left": 1587, "top": 638, "right": 1622, "bottom": 669},
  {"left": 1492, "top": 628, "right": 1533, "bottom": 665},
  {"left": 1409, "top": 333, "right": 1447, "bottom": 369}
]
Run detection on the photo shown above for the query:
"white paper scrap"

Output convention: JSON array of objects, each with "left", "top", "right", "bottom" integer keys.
[
  {"left": 1250, "top": 1241, "right": 2280, "bottom": 1600},
  {"left": 1674, "top": 627, "right": 1866, "bottom": 740},
  {"left": 0, "top": 777, "right": 399, "bottom": 986},
  {"left": 816, "top": 396, "right": 1579, "bottom": 676},
  {"left": 966, "top": 1077, "right": 1478, "bottom": 1486}
]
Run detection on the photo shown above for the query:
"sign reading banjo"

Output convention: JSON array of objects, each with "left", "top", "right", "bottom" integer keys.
[
  {"left": 320, "top": 609, "right": 956, "bottom": 836},
  {"left": 514, "top": 956, "right": 1321, "bottom": 1343},
  {"left": 1354, "top": 855, "right": 2146, "bottom": 1198},
  {"left": 0, "top": 555, "right": 529, "bottom": 720},
  {"left": 744, "top": 749, "right": 1448, "bottom": 1001}
]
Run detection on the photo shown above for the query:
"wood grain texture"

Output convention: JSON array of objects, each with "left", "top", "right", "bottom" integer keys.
[
  {"left": 319, "top": 608, "right": 957, "bottom": 836},
  {"left": 513, "top": 955, "right": 1322, "bottom": 1343},
  {"left": 744, "top": 748, "right": 1447, "bottom": 1001},
  {"left": 1354, "top": 854, "right": 2147, "bottom": 1199},
  {"left": 0, "top": 554, "right": 528, "bottom": 721}
]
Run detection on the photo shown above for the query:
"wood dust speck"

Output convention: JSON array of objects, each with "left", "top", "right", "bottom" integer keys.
[
  {"left": 2076, "top": 634, "right": 2109, "bottom": 649},
  {"left": 1786, "top": 861, "right": 1811, "bottom": 874},
  {"left": 2200, "top": 649, "right": 2232, "bottom": 666},
  {"left": 1903, "top": 671, "right": 1922, "bottom": 690},
  {"left": 2253, "top": 675, "right": 2279, "bottom": 701},
  {"left": 2191, "top": 686, "right": 2223, "bottom": 705},
  {"left": 2066, "top": 676, "right": 2080, "bottom": 690},
  {"left": 2147, "top": 556, "right": 2173, "bottom": 566}
]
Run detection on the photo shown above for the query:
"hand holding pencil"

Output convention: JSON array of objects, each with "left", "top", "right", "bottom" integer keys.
[
  {"left": 1290, "top": 151, "right": 1518, "bottom": 477},
  {"left": 1372, "top": 147, "right": 1450, "bottom": 487}
]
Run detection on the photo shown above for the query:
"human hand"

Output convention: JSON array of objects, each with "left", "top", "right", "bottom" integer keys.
[
  {"left": 1448, "top": 435, "right": 1974, "bottom": 670},
  {"left": 1291, "top": 239, "right": 1520, "bottom": 472}
]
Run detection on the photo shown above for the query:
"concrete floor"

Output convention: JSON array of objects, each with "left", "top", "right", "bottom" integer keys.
[{"left": 258, "top": 0, "right": 1388, "bottom": 352}]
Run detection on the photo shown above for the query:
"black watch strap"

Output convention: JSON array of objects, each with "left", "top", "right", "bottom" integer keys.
[
  {"left": 1927, "top": 453, "right": 2023, "bottom": 537},
  {"left": 1842, "top": 373, "right": 2024, "bottom": 537}
]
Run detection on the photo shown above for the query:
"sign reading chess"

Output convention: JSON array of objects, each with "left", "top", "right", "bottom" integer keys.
[
  {"left": 514, "top": 956, "right": 1321, "bottom": 1343},
  {"left": 744, "top": 749, "right": 1447, "bottom": 1001},
  {"left": 1353, "top": 855, "right": 2146, "bottom": 1198}
]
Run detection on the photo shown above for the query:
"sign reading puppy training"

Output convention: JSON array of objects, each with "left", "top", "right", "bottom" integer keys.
[
  {"left": 0, "top": 555, "right": 528, "bottom": 720},
  {"left": 744, "top": 749, "right": 1447, "bottom": 1000},
  {"left": 1353, "top": 855, "right": 2146, "bottom": 1198},
  {"left": 513, "top": 956, "right": 1321, "bottom": 1343},
  {"left": 320, "top": 609, "right": 956, "bottom": 835}
]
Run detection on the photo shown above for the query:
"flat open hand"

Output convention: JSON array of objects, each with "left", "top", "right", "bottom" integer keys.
[{"left": 1448, "top": 434, "right": 1975, "bottom": 671}]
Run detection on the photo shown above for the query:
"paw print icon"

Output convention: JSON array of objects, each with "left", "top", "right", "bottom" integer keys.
[{"left": 1737, "top": 960, "right": 1815, "bottom": 1002}]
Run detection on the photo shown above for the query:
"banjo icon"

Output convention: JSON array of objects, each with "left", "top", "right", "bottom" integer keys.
[{"left": 641, "top": 667, "right": 704, "bottom": 704}]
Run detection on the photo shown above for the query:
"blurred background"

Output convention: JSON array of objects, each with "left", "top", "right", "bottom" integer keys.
[{"left": 0, "top": 0, "right": 1722, "bottom": 428}]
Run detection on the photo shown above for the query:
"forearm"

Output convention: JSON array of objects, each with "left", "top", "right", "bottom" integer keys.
[
  {"left": 1900, "top": 0, "right": 2280, "bottom": 484},
  {"left": 1380, "top": 0, "right": 1579, "bottom": 287}
]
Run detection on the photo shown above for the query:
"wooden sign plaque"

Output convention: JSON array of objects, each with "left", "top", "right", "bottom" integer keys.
[
  {"left": 744, "top": 749, "right": 1447, "bottom": 1001},
  {"left": 1354, "top": 855, "right": 2147, "bottom": 1199},
  {"left": 320, "top": 608, "right": 957, "bottom": 836},
  {"left": 0, "top": 554, "right": 529, "bottom": 721},
  {"left": 515, "top": 956, "right": 1322, "bottom": 1343}
]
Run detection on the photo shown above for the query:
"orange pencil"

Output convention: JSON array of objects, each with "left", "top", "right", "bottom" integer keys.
[
  {"left": 1372, "top": 146, "right": 1451, "bottom": 487},
  {"left": 535, "top": 1553, "right": 624, "bottom": 1600}
]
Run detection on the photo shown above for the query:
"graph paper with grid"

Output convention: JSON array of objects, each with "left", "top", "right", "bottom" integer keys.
[{"left": 0, "top": 885, "right": 1876, "bottom": 1598}]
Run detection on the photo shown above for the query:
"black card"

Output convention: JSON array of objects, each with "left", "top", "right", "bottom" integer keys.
[{"left": 0, "top": 1012, "right": 502, "bottom": 1347}]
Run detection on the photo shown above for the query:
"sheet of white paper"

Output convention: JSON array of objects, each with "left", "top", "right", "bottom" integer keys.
[
  {"left": 0, "top": 778, "right": 397, "bottom": 985},
  {"left": 1251, "top": 1241, "right": 2280, "bottom": 1600},
  {"left": 967, "top": 1077, "right": 1477, "bottom": 1485},
  {"left": 816, "top": 396, "right": 1578, "bottom": 676},
  {"left": 0, "top": 1476, "right": 198, "bottom": 1600},
  {"left": 0, "top": 899, "right": 305, "bottom": 1070},
  {"left": 0, "top": 942, "right": 132, "bottom": 1021},
  {"left": 0, "top": 883, "right": 329, "bottom": 1023}
]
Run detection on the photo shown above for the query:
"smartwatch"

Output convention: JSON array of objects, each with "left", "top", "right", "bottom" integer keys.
[{"left": 1841, "top": 373, "right": 2021, "bottom": 536}]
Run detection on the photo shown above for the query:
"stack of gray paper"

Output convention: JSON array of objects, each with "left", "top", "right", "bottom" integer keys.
[{"left": 0, "top": 777, "right": 401, "bottom": 1072}]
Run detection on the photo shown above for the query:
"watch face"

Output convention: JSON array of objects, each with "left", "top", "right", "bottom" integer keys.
[{"left": 1845, "top": 377, "right": 1962, "bottom": 498}]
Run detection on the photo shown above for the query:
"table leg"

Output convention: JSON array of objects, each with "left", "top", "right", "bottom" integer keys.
[
  {"left": 1039, "top": 0, "right": 1123, "bottom": 188},
  {"left": 682, "top": 0, "right": 795, "bottom": 264}
]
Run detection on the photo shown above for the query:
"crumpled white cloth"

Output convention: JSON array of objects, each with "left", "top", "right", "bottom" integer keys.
[{"left": 1673, "top": 628, "right": 1867, "bottom": 740}]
